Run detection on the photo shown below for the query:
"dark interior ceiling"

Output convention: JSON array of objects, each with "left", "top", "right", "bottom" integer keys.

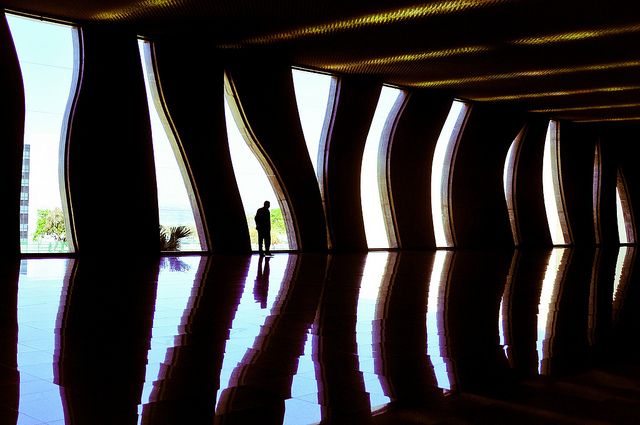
[{"left": 4, "top": 0, "right": 640, "bottom": 125}]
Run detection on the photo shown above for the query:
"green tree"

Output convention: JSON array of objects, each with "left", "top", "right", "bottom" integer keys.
[
  {"left": 32, "top": 208, "right": 66, "bottom": 241},
  {"left": 270, "top": 208, "right": 286, "bottom": 239}
]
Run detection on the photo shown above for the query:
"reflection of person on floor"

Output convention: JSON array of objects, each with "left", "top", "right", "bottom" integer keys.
[
  {"left": 254, "top": 255, "right": 270, "bottom": 309},
  {"left": 255, "top": 200, "right": 271, "bottom": 255}
]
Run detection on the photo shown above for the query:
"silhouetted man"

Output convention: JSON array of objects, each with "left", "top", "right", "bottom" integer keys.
[{"left": 255, "top": 201, "right": 271, "bottom": 255}]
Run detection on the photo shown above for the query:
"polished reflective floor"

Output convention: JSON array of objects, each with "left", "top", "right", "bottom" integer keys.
[{"left": 2, "top": 249, "right": 640, "bottom": 424}]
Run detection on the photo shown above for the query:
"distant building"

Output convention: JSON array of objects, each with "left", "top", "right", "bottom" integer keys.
[{"left": 20, "top": 144, "right": 30, "bottom": 246}]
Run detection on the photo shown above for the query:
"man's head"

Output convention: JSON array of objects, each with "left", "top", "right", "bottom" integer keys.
[{"left": 264, "top": 201, "right": 270, "bottom": 208}]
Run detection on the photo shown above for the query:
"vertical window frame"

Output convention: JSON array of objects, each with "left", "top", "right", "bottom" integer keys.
[{"left": 139, "top": 39, "right": 209, "bottom": 252}]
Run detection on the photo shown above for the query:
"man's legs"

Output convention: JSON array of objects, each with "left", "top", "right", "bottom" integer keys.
[
  {"left": 264, "top": 232, "right": 271, "bottom": 254},
  {"left": 258, "top": 231, "right": 265, "bottom": 254}
]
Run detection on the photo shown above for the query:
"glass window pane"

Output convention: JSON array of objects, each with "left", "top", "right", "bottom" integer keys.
[
  {"left": 616, "top": 168, "right": 634, "bottom": 244},
  {"left": 542, "top": 122, "right": 566, "bottom": 245},
  {"left": 361, "top": 86, "right": 404, "bottom": 249},
  {"left": 7, "top": 15, "right": 76, "bottom": 253},
  {"left": 138, "top": 40, "right": 202, "bottom": 252},
  {"left": 291, "top": 69, "right": 335, "bottom": 177},
  {"left": 224, "top": 98, "right": 289, "bottom": 251},
  {"left": 503, "top": 137, "right": 519, "bottom": 245},
  {"left": 616, "top": 188, "right": 628, "bottom": 243},
  {"left": 431, "top": 101, "right": 467, "bottom": 248}
]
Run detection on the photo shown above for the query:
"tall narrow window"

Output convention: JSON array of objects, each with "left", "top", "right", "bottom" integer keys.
[
  {"left": 431, "top": 101, "right": 468, "bottom": 248},
  {"left": 593, "top": 141, "right": 603, "bottom": 244},
  {"left": 542, "top": 121, "right": 568, "bottom": 245},
  {"left": 616, "top": 188, "right": 627, "bottom": 243},
  {"left": 503, "top": 133, "right": 520, "bottom": 245},
  {"left": 7, "top": 15, "right": 76, "bottom": 253},
  {"left": 361, "top": 86, "right": 404, "bottom": 249},
  {"left": 224, "top": 98, "right": 289, "bottom": 251},
  {"left": 138, "top": 40, "right": 203, "bottom": 251},
  {"left": 616, "top": 168, "right": 635, "bottom": 244},
  {"left": 291, "top": 69, "right": 335, "bottom": 177}
]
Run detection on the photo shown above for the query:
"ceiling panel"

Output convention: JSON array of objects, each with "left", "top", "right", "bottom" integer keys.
[{"left": 4, "top": 0, "right": 640, "bottom": 125}]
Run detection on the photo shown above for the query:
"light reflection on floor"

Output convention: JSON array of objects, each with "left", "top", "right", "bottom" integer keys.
[{"left": 5, "top": 247, "right": 640, "bottom": 424}]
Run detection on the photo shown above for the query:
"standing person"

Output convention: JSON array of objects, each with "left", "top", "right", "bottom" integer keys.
[{"left": 254, "top": 201, "right": 271, "bottom": 255}]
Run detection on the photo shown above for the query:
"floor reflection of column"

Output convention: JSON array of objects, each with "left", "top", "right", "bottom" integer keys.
[
  {"left": 541, "top": 248, "right": 595, "bottom": 376},
  {"left": 502, "top": 249, "right": 551, "bottom": 377},
  {"left": 0, "top": 259, "right": 20, "bottom": 424},
  {"left": 442, "top": 249, "right": 514, "bottom": 396},
  {"left": 588, "top": 247, "right": 618, "bottom": 362},
  {"left": 55, "top": 258, "right": 160, "bottom": 424},
  {"left": 373, "top": 251, "right": 442, "bottom": 407},
  {"left": 313, "top": 253, "right": 372, "bottom": 424},
  {"left": 215, "top": 254, "right": 328, "bottom": 424},
  {"left": 141, "top": 255, "right": 251, "bottom": 424},
  {"left": 611, "top": 246, "right": 640, "bottom": 358},
  {"left": 428, "top": 250, "right": 454, "bottom": 391},
  {"left": 612, "top": 246, "right": 635, "bottom": 326},
  {"left": 540, "top": 248, "right": 596, "bottom": 375}
]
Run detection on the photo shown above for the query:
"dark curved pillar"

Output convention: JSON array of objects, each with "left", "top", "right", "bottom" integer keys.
[
  {"left": 0, "top": 13, "right": 25, "bottom": 257},
  {"left": 511, "top": 117, "right": 553, "bottom": 247},
  {"left": 314, "top": 253, "right": 372, "bottom": 423},
  {"left": 151, "top": 38, "right": 251, "bottom": 254},
  {"left": 225, "top": 58, "right": 327, "bottom": 252},
  {"left": 449, "top": 103, "right": 525, "bottom": 248},
  {"left": 380, "top": 92, "right": 452, "bottom": 250},
  {"left": 66, "top": 26, "right": 159, "bottom": 254},
  {"left": 318, "top": 77, "right": 382, "bottom": 251},
  {"left": 556, "top": 121, "right": 598, "bottom": 246},
  {"left": 55, "top": 257, "right": 160, "bottom": 424}
]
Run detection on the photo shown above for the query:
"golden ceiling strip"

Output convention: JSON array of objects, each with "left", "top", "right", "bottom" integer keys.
[
  {"left": 471, "top": 84, "right": 640, "bottom": 102},
  {"left": 91, "top": 0, "right": 180, "bottom": 20},
  {"left": 218, "top": 0, "right": 513, "bottom": 48},
  {"left": 531, "top": 102, "right": 640, "bottom": 113},
  {"left": 323, "top": 45, "right": 492, "bottom": 70},
  {"left": 574, "top": 117, "right": 640, "bottom": 123},
  {"left": 410, "top": 60, "right": 640, "bottom": 88},
  {"left": 511, "top": 23, "right": 640, "bottom": 45}
]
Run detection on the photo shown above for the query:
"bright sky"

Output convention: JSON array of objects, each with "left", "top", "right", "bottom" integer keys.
[{"left": 7, "top": 15, "right": 74, "bottom": 240}]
